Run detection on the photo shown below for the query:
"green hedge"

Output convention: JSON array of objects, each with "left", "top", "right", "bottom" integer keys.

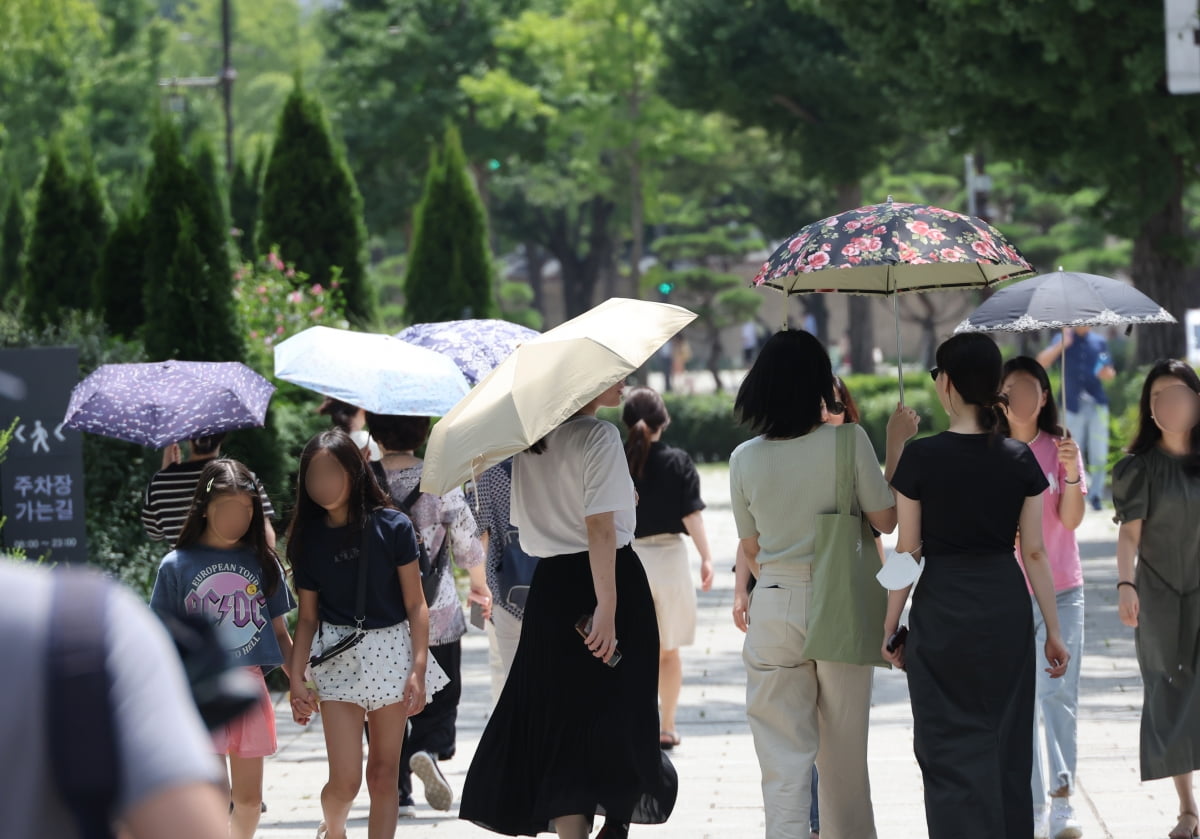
[{"left": 598, "top": 375, "right": 951, "bottom": 465}]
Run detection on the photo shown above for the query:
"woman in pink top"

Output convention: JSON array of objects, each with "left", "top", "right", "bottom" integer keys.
[{"left": 1000, "top": 356, "right": 1087, "bottom": 839}]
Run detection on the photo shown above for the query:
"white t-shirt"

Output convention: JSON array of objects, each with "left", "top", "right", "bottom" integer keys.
[{"left": 512, "top": 416, "right": 636, "bottom": 557}]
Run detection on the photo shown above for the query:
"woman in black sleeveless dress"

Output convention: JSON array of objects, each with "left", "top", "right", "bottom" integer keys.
[
  {"left": 459, "top": 380, "right": 677, "bottom": 838},
  {"left": 882, "top": 333, "right": 1070, "bottom": 839}
]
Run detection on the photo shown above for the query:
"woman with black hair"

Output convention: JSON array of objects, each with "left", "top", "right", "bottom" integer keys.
[
  {"left": 998, "top": 356, "right": 1087, "bottom": 839},
  {"left": 621, "top": 386, "right": 715, "bottom": 751},
  {"left": 883, "top": 333, "right": 1069, "bottom": 839},
  {"left": 459, "top": 380, "right": 677, "bottom": 839},
  {"left": 286, "top": 428, "right": 447, "bottom": 839},
  {"left": 1112, "top": 359, "right": 1200, "bottom": 839},
  {"left": 729, "top": 330, "right": 918, "bottom": 839}
]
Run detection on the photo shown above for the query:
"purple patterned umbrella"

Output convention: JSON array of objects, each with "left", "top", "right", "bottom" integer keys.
[
  {"left": 62, "top": 361, "right": 275, "bottom": 448},
  {"left": 395, "top": 319, "right": 540, "bottom": 385}
]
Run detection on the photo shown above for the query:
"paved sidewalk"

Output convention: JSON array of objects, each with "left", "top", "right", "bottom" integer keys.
[{"left": 258, "top": 468, "right": 1167, "bottom": 838}]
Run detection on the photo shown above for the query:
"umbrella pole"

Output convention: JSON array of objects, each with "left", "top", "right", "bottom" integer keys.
[
  {"left": 1061, "top": 326, "right": 1068, "bottom": 432},
  {"left": 894, "top": 292, "right": 905, "bottom": 405}
]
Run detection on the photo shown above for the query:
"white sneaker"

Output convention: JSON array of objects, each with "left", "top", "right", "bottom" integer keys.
[
  {"left": 1034, "top": 805, "right": 1050, "bottom": 839},
  {"left": 1050, "top": 798, "right": 1082, "bottom": 839},
  {"left": 410, "top": 750, "right": 454, "bottom": 812}
]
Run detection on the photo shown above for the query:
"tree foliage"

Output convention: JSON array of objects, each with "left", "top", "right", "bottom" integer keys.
[
  {"left": 404, "top": 125, "right": 498, "bottom": 323},
  {"left": 258, "top": 83, "right": 372, "bottom": 325}
]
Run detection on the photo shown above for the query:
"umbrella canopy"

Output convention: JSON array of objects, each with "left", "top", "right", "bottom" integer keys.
[
  {"left": 953, "top": 270, "right": 1176, "bottom": 334},
  {"left": 273, "top": 326, "right": 470, "bottom": 416},
  {"left": 420, "top": 297, "right": 696, "bottom": 495},
  {"left": 754, "top": 199, "right": 1033, "bottom": 295},
  {"left": 394, "top": 319, "right": 540, "bottom": 385},
  {"left": 62, "top": 361, "right": 275, "bottom": 448}
]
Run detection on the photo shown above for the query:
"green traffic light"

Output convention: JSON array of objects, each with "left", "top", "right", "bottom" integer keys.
[
  {"left": 488, "top": 159, "right": 501, "bottom": 171},
  {"left": 657, "top": 282, "right": 673, "bottom": 295}
]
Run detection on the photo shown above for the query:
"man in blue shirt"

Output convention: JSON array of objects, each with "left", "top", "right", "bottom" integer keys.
[{"left": 1038, "top": 326, "right": 1116, "bottom": 510}]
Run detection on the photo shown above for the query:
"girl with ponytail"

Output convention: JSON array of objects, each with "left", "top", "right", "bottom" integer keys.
[
  {"left": 884, "top": 332, "right": 1070, "bottom": 838},
  {"left": 621, "top": 387, "right": 714, "bottom": 750}
]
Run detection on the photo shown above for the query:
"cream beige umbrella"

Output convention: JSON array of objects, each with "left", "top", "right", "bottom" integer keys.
[{"left": 420, "top": 297, "right": 697, "bottom": 495}]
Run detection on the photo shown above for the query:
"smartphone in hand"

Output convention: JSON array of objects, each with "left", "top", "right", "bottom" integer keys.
[
  {"left": 574, "top": 614, "right": 622, "bottom": 668},
  {"left": 469, "top": 600, "right": 486, "bottom": 630}
]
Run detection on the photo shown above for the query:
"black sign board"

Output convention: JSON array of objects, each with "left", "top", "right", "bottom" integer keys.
[{"left": 0, "top": 347, "right": 88, "bottom": 563}]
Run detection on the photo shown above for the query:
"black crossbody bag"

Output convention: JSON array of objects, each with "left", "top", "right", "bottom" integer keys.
[{"left": 309, "top": 518, "right": 371, "bottom": 667}]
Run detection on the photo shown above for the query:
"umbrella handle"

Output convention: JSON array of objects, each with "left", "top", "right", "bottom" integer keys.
[{"left": 894, "top": 292, "right": 905, "bottom": 406}]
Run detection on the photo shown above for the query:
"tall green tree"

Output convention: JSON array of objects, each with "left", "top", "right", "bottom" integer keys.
[
  {"left": 320, "top": 0, "right": 526, "bottom": 239},
  {"left": 142, "top": 120, "right": 242, "bottom": 361},
  {"left": 659, "top": 0, "right": 892, "bottom": 372},
  {"left": 404, "top": 126, "right": 497, "bottom": 323},
  {"left": 190, "top": 137, "right": 226, "bottom": 233},
  {"left": 0, "top": 190, "right": 24, "bottom": 302},
  {"left": 647, "top": 198, "right": 764, "bottom": 390},
  {"left": 818, "top": 0, "right": 1200, "bottom": 363},
  {"left": 22, "top": 147, "right": 110, "bottom": 326},
  {"left": 94, "top": 205, "right": 146, "bottom": 338},
  {"left": 229, "top": 149, "right": 262, "bottom": 263},
  {"left": 258, "top": 83, "right": 372, "bottom": 324}
]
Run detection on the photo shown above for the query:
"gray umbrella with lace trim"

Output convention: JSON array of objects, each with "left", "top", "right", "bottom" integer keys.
[{"left": 954, "top": 269, "right": 1175, "bottom": 406}]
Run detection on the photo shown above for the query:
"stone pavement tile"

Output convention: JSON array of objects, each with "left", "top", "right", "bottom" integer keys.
[{"left": 255, "top": 475, "right": 1171, "bottom": 838}]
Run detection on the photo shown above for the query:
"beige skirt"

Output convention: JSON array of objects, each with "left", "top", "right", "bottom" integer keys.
[{"left": 633, "top": 533, "right": 697, "bottom": 650}]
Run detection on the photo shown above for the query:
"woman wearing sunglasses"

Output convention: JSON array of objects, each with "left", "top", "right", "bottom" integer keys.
[
  {"left": 883, "top": 333, "right": 1069, "bottom": 839},
  {"left": 1112, "top": 359, "right": 1200, "bottom": 839}
]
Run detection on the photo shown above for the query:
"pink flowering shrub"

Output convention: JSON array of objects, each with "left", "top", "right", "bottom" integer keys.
[{"left": 232, "top": 249, "right": 349, "bottom": 374}]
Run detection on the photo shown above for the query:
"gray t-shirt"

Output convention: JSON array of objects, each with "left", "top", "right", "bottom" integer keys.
[
  {"left": 0, "top": 561, "right": 220, "bottom": 838},
  {"left": 730, "top": 423, "right": 895, "bottom": 566}
]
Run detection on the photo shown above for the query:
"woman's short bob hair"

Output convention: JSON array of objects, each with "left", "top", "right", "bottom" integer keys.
[{"left": 735, "top": 330, "right": 834, "bottom": 439}]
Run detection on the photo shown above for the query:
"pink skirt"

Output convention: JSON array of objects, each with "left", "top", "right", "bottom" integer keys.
[{"left": 212, "top": 667, "right": 278, "bottom": 759}]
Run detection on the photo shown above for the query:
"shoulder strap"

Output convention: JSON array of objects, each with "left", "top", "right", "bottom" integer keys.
[
  {"left": 355, "top": 515, "right": 372, "bottom": 628},
  {"left": 48, "top": 571, "right": 119, "bottom": 839},
  {"left": 835, "top": 424, "right": 857, "bottom": 516}
]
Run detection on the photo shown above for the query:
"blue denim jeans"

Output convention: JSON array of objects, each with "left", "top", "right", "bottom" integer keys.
[
  {"left": 1031, "top": 586, "right": 1085, "bottom": 802},
  {"left": 810, "top": 765, "right": 819, "bottom": 833},
  {"left": 1065, "top": 401, "right": 1109, "bottom": 505}
]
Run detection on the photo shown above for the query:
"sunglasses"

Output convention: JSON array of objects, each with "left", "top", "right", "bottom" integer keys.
[{"left": 929, "top": 367, "right": 940, "bottom": 382}]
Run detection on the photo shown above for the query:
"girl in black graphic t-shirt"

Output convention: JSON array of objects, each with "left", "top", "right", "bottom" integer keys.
[
  {"left": 883, "top": 333, "right": 1070, "bottom": 839},
  {"left": 286, "top": 429, "right": 447, "bottom": 839}
]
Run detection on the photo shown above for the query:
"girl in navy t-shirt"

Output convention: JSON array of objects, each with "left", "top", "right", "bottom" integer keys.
[{"left": 285, "top": 429, "right": 448, "bottom": 839}]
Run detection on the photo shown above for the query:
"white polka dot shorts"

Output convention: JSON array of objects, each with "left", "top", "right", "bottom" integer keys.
[{"left": 309, "top": 620, "right": 450, "bottom": 712}]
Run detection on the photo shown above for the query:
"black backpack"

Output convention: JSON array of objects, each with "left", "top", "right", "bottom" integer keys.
[{"left": 371, "top": 461, "right": 445, "bottom": 606}]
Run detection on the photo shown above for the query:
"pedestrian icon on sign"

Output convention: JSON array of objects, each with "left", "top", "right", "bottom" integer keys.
[{"left": 30, "top": 420, "right": 50, "bottom": 454}]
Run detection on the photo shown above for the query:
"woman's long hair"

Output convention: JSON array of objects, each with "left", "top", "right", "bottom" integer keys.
[
  {"left": 285, "top": 428, "right": 393, "bottom": 573},
  {"left": 997, "top": 356, "right": 1064, "bottom": 438},
  {"left": 1128, "top": 359, "right": 1200, "bottom": 476},
  {"left": 175, "top": 458, "right": 281, "bottom": 597},
  {"left": 622, "top": 387, "right": 670, "bottom": 479},
  {"left": 936, "top": 333, "right": 1008, "bottom": 435}
]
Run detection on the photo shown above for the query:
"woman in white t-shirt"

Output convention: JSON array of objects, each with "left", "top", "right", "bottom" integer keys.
[{"left": 459, "top": 381, "right": 678, "bottom": 839}]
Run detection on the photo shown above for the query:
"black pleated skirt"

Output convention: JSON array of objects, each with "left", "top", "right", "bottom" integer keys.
[
  {"left": 459, "top": 545, "right": 678, "bottom": 836},
  {"left": 906, "top": 552, "right": 1035, "bottom": 839}
]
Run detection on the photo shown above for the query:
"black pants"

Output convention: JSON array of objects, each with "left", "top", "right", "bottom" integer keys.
[{"left": 398, "top": 640, "right": 462, "bottom": 799}]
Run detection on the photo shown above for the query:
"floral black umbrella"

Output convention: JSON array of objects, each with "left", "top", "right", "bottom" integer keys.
[{"left": 753, "top": 198, "right": 1034, "bottom": 400}]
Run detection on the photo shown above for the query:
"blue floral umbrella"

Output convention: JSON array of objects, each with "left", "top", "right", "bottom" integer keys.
[
  {"left": 395, "top": 319, "right": 540, "bottom": 385},
  {"left": 62, "top": 361, "right": 275, "bottom": 448}
]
